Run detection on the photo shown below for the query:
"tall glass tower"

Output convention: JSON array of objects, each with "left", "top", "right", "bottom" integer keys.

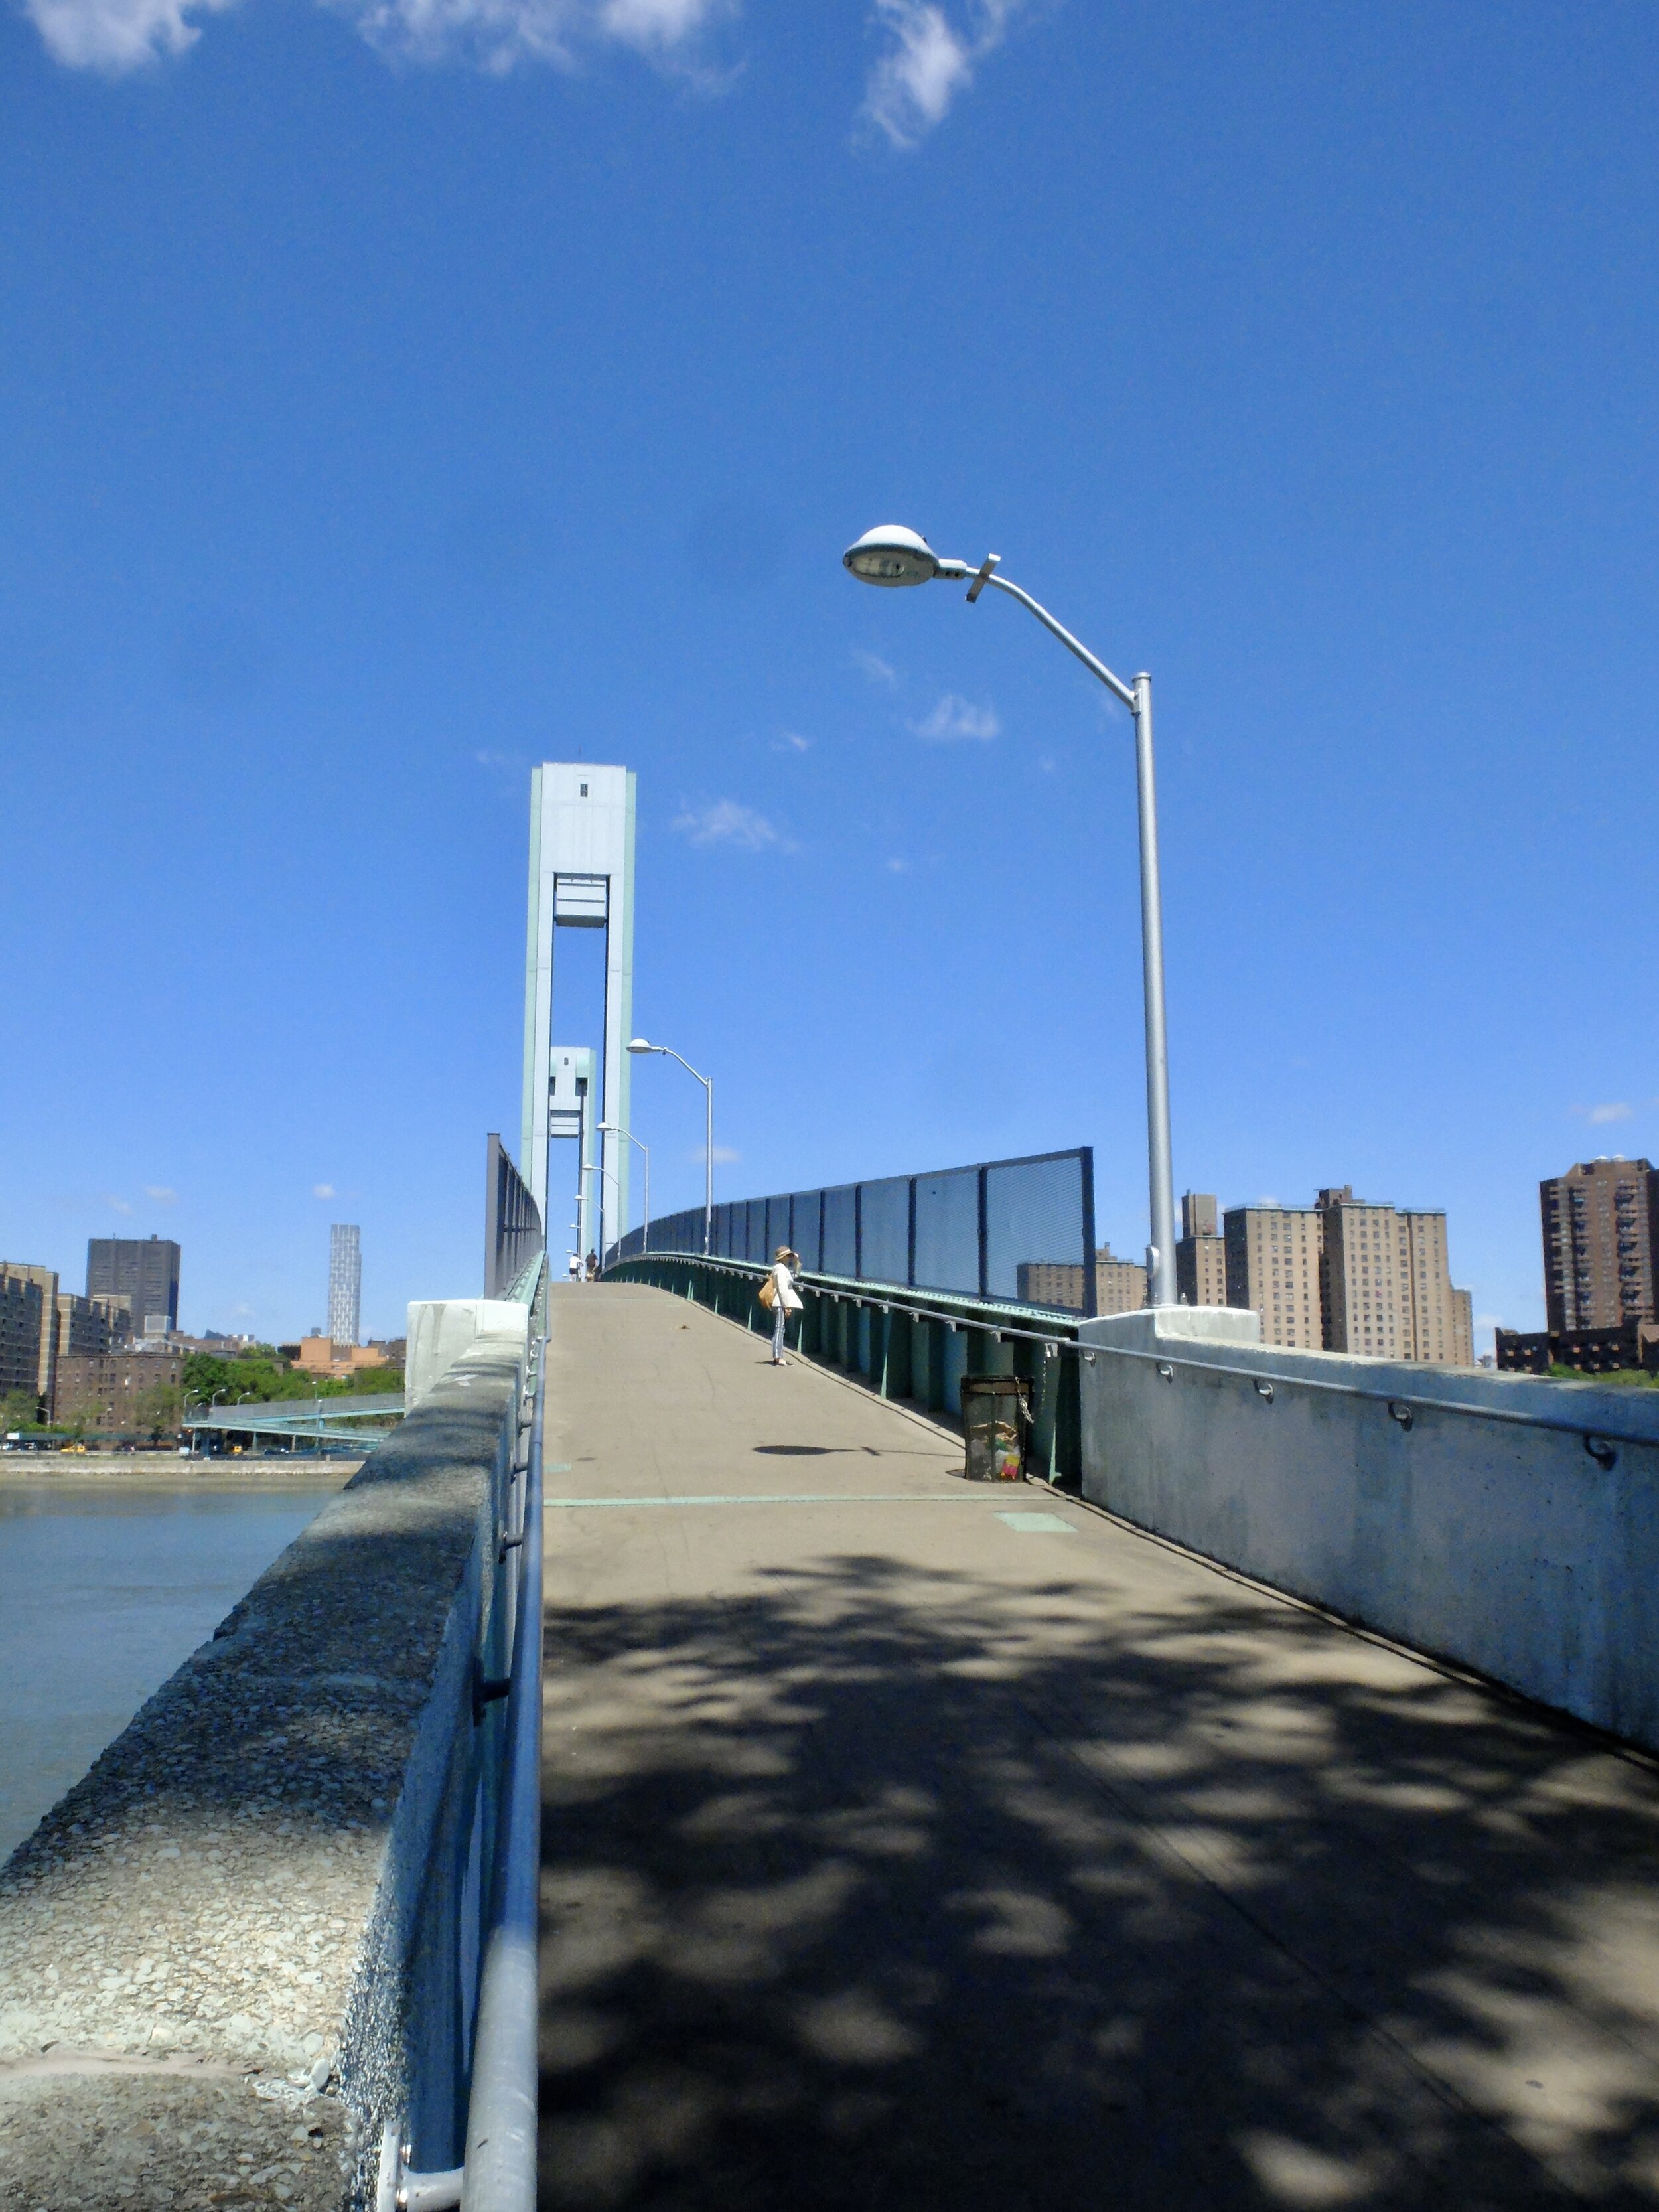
[{"left": 328, "top": 1224, "right": 361, "bottom": 1348}]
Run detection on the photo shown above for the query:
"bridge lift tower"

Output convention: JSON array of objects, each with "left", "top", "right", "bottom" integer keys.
[{"left": 521, "top": 764, "right": 637, "bottom": 1259}]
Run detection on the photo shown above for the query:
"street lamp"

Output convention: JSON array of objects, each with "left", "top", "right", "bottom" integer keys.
[
  {"left": 843, "top": 524, "right": 1178, "bottom": 1307},
  {"left": 597, "top": 1122, "right": 650, "bottom": 1254},
  {"left": 628, "top": 1037, "right": 713, "bottom": 1256}
]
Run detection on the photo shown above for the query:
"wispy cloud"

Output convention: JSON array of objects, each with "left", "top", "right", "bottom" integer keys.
[
  {"left": 851, "top": 647, "right": 899, "bottom": 686},
  {"left": 313, "top": 1182, "right": 337, "bottom": 1199},
  {"left": 143, "top": 1185, "right": 179, "bottom": 1204},
  {"left": 104, "top": 1193, "right": 133, "bottom": 1215},
  {"left": 862, "top": 0, "right": 1025, "bottom": 148},
  {"left": 709, "top": 1144, "right": 741, "bottom": 1163},
  {"left": 910, "top": 692, "right": 999, "bottom": 742},
  {"left": 25, "top": 0, "right": 223, "bottom": 67},
  {"left": 885, "top": 857, "right": 910, "bottom": 873},
  {"left": 25, "top": 0, "right": 733, "bottom": 75},
  {"left": 672, "top": 799, "right": 797, "bottom": 852},
  {"left": 1578, "top": 1102, "right": 1634, "bottom": 1124},
  {"left": 774, "top": 731, "right": 812, "bottom": 753}
]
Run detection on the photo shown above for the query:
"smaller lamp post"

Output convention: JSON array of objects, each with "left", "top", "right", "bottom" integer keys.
[{"left": 628, "top": 1039, "right": 713, "bottom": 1256}]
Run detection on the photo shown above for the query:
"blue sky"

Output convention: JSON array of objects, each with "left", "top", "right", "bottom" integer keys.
[{"left": 2, "top": 0, "right": 1655, "bottom": 1346}]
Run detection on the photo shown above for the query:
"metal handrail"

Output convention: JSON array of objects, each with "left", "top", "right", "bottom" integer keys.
[
  {"left": 614, "top": 1250, "right": 1659, "bottom": 1465},
  {"left": 462, "top": 1323, "right": 543, "bottom": 2209},
  {"left": 380, "top": 1288, "right": 545, "bottom": 2212}
]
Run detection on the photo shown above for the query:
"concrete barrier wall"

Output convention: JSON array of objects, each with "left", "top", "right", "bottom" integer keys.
[
  {"left": 1079, "top": 1307, "right": 1659, "bottom": 1749},
  {"left": 0, "top": 1335, "right": 530, "bottom": 2211},
  {"left": 406, "top": 1296, "right": 532, "bottom": 1408}
]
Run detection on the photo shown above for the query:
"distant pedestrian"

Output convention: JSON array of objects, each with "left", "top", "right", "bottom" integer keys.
[
  {"left": 586, "top": 1248, "right": 599, "bottom": 1282},
  {"left": 764, "top": 1246, "right": 802, "bottom": 1365},
  {"left": 567, "top": 1253, "right": 581, "bottom": 1284}
]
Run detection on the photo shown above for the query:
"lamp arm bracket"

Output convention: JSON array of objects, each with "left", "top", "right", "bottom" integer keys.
[
  {"left": 965, "top": 553, "right": 1001, "bottom": 603},
  {"left": 977, "top": 569, "right": 1139, "bottom": 711}
]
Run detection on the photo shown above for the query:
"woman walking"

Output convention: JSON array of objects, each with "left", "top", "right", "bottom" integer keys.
[{"left": 765, "top": 1246, "right": 803, "bottom": 1366}]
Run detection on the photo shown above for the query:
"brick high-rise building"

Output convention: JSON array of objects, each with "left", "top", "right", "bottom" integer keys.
[
  {"left": 1317, "top": 1187, "right": 1474, "bottom": 1364},
  {"left": 0, "top": 1272, "right": 50, "bottom": 1412},
  {"left": 1540, "top": 1159, "right": 1657, "bottom": 1333},
  {"left": 1176, "top": 1191, "right": 1227, "bottom": 1307},
  {"left": 1224, "top": 1206, "right": 1323, "bottom": 1349},
  {"left": 0, "top": 1262, "right": 58, "bottom": 1411},
  {"left": 56, "top": 1291, "right": 112, "bottom": 1364},
  {"left": 1017, "top": 1244, "right": 1147, "bottom": 1315},
  {"left": 87, "top": 1236, "right": 180, "bottom": 1337}
]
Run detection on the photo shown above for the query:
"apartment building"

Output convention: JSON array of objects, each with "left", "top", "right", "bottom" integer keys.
[
  {"left": 0, "top": 1262, "right": 58, "bottom": 1410},
  {"left": 1318, "top": 1191, "right": 1413, "bottom": 1358},
  {"left": 1175, "top": 1191, "right": 1228, "bottom": 1307},
  {"left": 1016, "top": 1244, "right": 1147, "bottom": 1315},
  {"left": 1540, "top": 1158, "right": 1657, "bottom": 1333},
  {"left": 56, "top": 1291, "right": 112, "bottom": 1364},
  {"left": 1224, "top": 1207, "right": 1323, "bottom": 1348},
  {"left": 54, "top": 1349, "right": 185, "bottom": 1435},
  {"left": 0, "top": 1273, "right": 49, "bottom": 1408},
  {"left": 1315, "top": 1187, "right": 1475, "bottom": 1363}
]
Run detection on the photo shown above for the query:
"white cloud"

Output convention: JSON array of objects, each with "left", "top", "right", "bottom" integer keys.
[
  {"left": 104, "top": 1193, "right": 133, "bottom": 1215},
  {"left": 885, "top": 857, "right": 910, "bottom": 873},
  {"left": 774, "top": 731, "right": 812, "bottom": 753},
  {"left": 862, "top": 0, "right": 1024, "bottom": 148},
  {"left": 672, "top": 799, "right": 796, "bottom": 852},
  {"left": 709, "top": 1144, "right": 741, "bottom": 1163},
  {"left": 910, "top": 692, "right": 999, "bottom": 742},
  {"left": 27, "top": 0, "right": 730, "bottom": 74},
  {"left": 143, "top": 1185, "right": 179, "bottom": 1204},
  {"left": 1587, "top": 1102, "right": 1634, "bottom": 1124},
  {"left": 328, "top": 0, "right": 735, "bottom": 72},
  {"left": 23, "top": 0, "right": 229, "bottom": 70},
  {"left": 851, "top": 647, "right": 899, "bottom": 686},
  {"left": 313, "top": 1183, "right": 337, "bottom": 1199}
]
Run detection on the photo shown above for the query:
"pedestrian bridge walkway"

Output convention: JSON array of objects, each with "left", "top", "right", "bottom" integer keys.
[{"left": 538, "top": 1281, "right": 1659, "bottom": 2210}]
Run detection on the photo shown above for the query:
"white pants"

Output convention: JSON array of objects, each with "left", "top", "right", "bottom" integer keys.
[{"left": 772, "top": 1301, "right": 789, "bottom": 1359}]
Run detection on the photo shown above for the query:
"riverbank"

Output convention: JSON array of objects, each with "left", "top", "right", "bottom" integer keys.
[
  {"left": 0, "top": 1453, "right": 362, "bottom": 1482},
  {"left": 0, "top": 1473, "right": 354, "bottom": 1863}
]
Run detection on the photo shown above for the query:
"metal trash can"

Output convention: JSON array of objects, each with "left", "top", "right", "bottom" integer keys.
[{"left": 961, "top": 1374, "right": 1031, "bottom": 1482}]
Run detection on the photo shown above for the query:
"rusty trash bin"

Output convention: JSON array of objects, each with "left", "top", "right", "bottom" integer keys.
[{"left": 961, "top": 1374, "right": 1031, "bottom": 1482}]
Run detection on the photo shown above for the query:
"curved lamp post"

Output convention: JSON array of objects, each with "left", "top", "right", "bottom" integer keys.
[
  {"left": 598, "top": 1122, "right": 650, "bottom": 1256},
  {"left": 843, "top": 524, "right": 1177, "bottom": 1308},
  {"left": 628, "top": 1038, "right": 713, "bottom": 1256}
]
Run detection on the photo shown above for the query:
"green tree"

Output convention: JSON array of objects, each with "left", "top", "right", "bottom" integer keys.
[
  {"left": 1, "top": 1388, "right": 41, "bottom": 1433},
  {"left": 134, "top": 1381, "right": 184, "bottom": 1441}
]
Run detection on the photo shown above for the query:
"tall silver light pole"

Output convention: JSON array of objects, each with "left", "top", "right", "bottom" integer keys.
[
  {"left": 598, "top": 1123, "right": 650, "bottom": 1253},
  {"left": 627, "top": 1039, "right": 713, "bottom": 1256},
  {"left": 843, "top": 524, "right": 1178, "bottom": 1308}
]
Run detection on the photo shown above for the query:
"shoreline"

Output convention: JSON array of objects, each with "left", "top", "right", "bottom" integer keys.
[{"left": 0, "top": 1454, "right": 360, "bottom": 1486}]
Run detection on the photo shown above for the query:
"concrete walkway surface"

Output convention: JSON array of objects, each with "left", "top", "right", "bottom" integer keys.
[{"left": 538, "top": 1282, "right": 1659, "bottom": 2209}]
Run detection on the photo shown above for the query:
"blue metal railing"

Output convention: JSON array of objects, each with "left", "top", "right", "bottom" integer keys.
[{"left": 612, "top": 1145, "right": 1098, "bottom": 1316}]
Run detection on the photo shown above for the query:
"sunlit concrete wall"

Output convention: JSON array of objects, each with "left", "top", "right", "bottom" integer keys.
[{"left": 1079, "top": 1307, "right": 1659, "bottom": 1749}]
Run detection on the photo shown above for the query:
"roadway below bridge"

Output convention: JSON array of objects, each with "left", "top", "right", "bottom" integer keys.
[{"left": 537, "top": 1282, "right": 1659, "bottom": 2210}]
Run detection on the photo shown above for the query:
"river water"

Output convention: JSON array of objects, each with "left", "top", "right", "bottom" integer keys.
[{"left": 0, "top": 1474, "right": 344, "bottom": 1864}]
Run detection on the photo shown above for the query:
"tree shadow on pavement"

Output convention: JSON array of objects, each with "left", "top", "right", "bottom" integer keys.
[{"left": 538, "top": 1547, "right": 1659, "bottom": 2211}]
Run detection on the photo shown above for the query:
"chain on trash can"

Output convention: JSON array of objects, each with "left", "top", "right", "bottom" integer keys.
[{"left": 960, "top": 1374, "right": 1031, "bottom": 1482}]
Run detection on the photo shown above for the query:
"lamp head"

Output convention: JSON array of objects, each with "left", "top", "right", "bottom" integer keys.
[
  {"left": 627, "top": 1037, "right": 654, "bottom": 1055},
  {"left": 843, "top": 524, "right": 940, "bottom": 587}
]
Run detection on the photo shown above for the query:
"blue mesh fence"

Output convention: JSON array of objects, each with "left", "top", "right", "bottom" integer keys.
[{"left": 609, "top": 1145, "right": 1096, "bottom": 1315}]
